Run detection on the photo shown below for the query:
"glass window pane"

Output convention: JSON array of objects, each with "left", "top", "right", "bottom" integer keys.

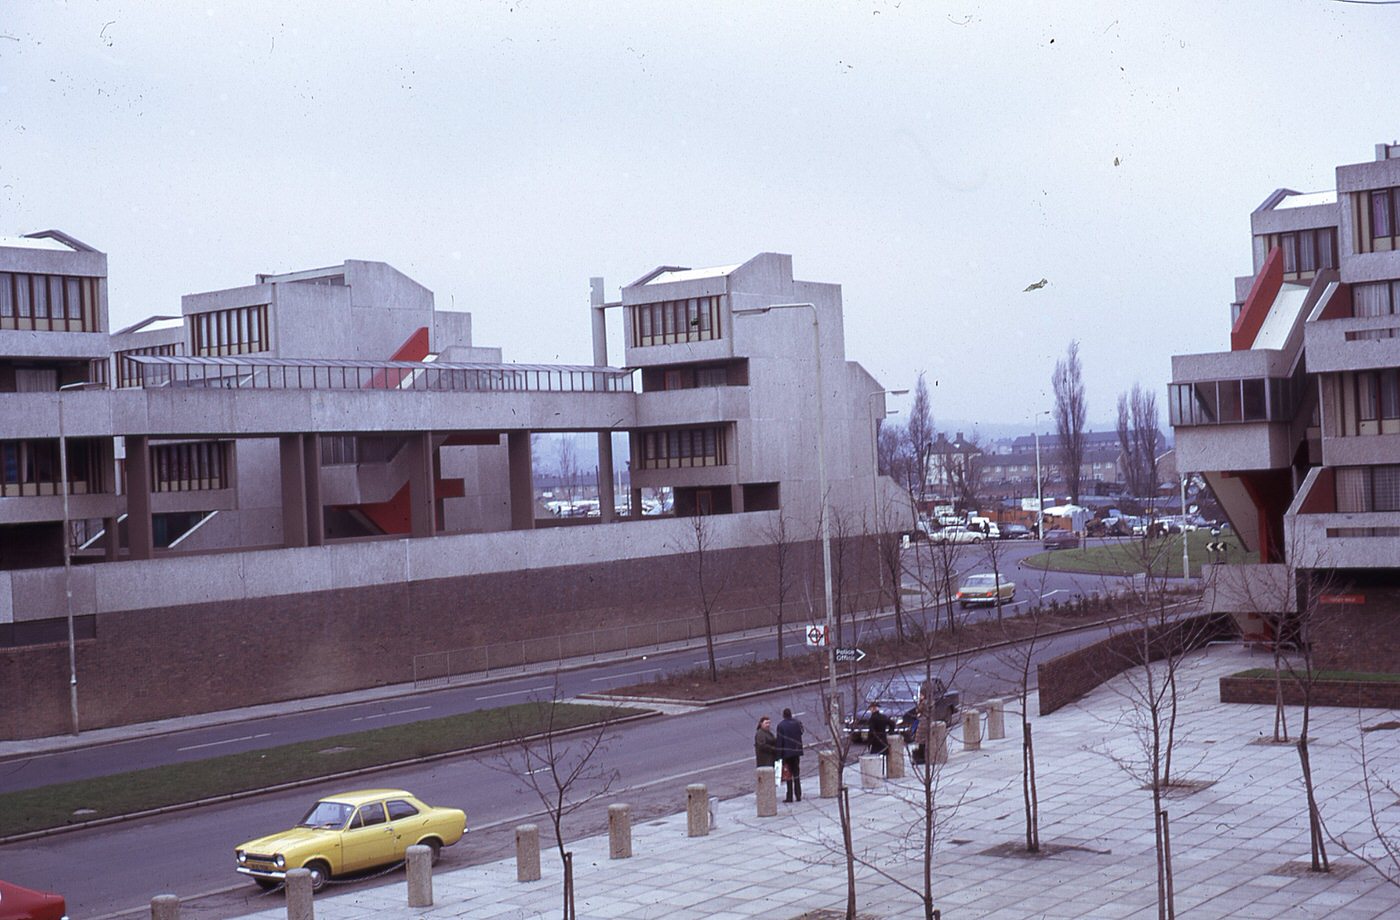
[
  {"left": 1374, "top": 466, "right": 1400, "bottom": 512},
  {"left": 1241, "top": 378, "right": 1266, "bottom": 421},
  {"left": 1336, "top": 467, "right": 1369, "bottom": 513},
  {"left": 1373, "top": 189, "right": 1393, "bottom": 238},
  {"left": 32, "top": 275, "right": 49, "bottom": 318},
  {"left": 1280, "top": 235, "right": 1297, "bottom": 273},
  {"left": 1192, "top": 382, "right": 1219, "bottom": 424},
  {"left": 0, "top": 273, "right": 12, "bottom": 317},
  {"left": 1219, "top": 380, "right": 1242, "bottom": 422},
  {"left": 1298, "top": 230, "right": 1316, "bottom": 272}
]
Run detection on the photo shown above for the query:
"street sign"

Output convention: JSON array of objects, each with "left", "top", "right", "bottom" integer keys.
[
  {"left": 804, "top": 624, "right": 829, "bottom": 647},
  {"left": 833, "top": 647, "right": 866, "bottom": 663},
  {"left": 1206, "top": 541, "right": 1232, "bottom": 553}
]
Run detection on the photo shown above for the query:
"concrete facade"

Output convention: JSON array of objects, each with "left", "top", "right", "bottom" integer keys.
[
  {"left": 0, "top": 239, "right": 900, "bottom": 737},
  {"left": 1170, "top": 143, "right": 1400, "bottom": 672}
]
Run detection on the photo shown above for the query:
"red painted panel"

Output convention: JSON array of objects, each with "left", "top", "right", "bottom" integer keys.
[{"left": 1231, "top": 247, "right": 1284, "bottom": 351}]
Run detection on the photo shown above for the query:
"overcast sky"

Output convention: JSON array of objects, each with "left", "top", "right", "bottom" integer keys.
[{"left": 3, "top": 1, "right": 1396, "bottom": 431}]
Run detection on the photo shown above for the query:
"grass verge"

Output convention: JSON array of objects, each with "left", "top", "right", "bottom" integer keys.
[
  {"left": 0, "top": 700, "right": 644, "bottom": 839},
  {"left": 1230, "top": 668, "right": 1400, "bottom": 683},
  {"left": 1023, "top": 531, "right": 1256, "bottom": 577}
]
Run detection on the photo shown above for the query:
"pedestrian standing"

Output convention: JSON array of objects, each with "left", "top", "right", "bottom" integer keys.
[
  {"left": 775, "top": 707, "right": 805, "bottom": 802},
  {"left": 866, "top": 701, "right": 895, "bottom": 759},
  {"left": 754, "top": 715, "right": 778, "bottom": 768}
]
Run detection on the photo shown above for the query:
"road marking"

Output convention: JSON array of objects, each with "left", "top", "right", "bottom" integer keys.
[
  {"left": 352, "top": 705, "right": 433, "bottom": 721},
  {"left": 1038, "top": 589, "right": 1066, "bottom": 599},
  {"left": 475, "top": 686, "right": 553, "bottom": 700},
  {"left": 177, "top": 732, "right": 271, "bottom": 752},
  {"left": 590, "top": 669, "right": 660, "bottom": 682}
]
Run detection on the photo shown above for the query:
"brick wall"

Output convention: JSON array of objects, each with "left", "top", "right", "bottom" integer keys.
[
  {"left": 1, "top": 535, "right": 881, "bottom": 739},
  {"left": 1310, "top": 587, "right": 1400, "bottom": 674},
  {"left": 1036, "top": 611, "right": 1234, "bottom": 716},
  {"left": 1218, "top": 674, "right": 1400, "bottom": 709}
]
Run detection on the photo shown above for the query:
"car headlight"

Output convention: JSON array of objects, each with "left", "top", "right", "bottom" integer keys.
[
  {"left": 236, "top": 849, "right": 246, "bottom": 864},
  {"left": 274, "top": 854, "right": 286, "bottom": 868}
]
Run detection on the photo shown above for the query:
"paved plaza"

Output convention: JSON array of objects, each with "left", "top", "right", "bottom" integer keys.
[{"left": 231, "top": 644, "right": 1400, "bottom": 919}]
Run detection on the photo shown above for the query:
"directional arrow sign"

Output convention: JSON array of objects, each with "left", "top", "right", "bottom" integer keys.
[{"left": 833, "top": 647, "right": 866, "bottom": 663}]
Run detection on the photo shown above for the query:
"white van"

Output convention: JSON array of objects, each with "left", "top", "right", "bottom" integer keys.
[{"left": 966, "top": 516, "right": 1000, "bottom": 540}]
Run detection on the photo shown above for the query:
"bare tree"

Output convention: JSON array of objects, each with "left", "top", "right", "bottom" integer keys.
[
  {"left": 761, "top": 511, "right": 796, "bottom": 661},
  {"left": 1117, "top": 383, "right": 1162, "bottom": 500},
  {"left": 672, "top": 513, "right": 727, "bottom": 681},
  {"left": 945, "top": 433, "right": 985, "bottom": 515},
  {"left": 908, "top": 373, "right": 935, "bottom": 506},
  {"left": 556, "top": 435, "right": 580, "bottom": 506},
  {"left": 877, "top": 418, "right": 915, "bottom": 491},
  {"left": 874, "top": 496, "right": 910, "bottom": 642},
  {"left": 492, "top": 680, "right": 621, "bottom": 920},
  {"left": 1327, "top": 718, "right": 1400, "bottom": 888},
  {"left": 1053, "top": 341, "right": 1088, "bottom": 505}
]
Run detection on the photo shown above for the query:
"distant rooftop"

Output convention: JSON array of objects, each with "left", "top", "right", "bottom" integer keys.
[
  {"left": 115, "top": 315, "right": 185, "bottom": 336},
  {"left": 644, "top": 264, "right": 740, "bottom": 285},
  {"left": 0, "top": 234, "right": 77, "bottom": 251},
  {"left": 1273, "top": 190, "right": 1337, "bottom": 210}
]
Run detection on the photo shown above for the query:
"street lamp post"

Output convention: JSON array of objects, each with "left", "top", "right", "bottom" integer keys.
[
  {"left": 732, "top": 302, "right": 841, "bottom": 730},
  {"left": 1032, "top": 409, "right": 1051, "bottom": 539},
  {"left": 58, "top": 380, "right": 96, "bottom": 736},
  {"left": 1180, "top": 473, "right": 1190, "bottom": 582}
]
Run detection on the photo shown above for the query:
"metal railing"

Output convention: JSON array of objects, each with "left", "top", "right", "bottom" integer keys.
[{"left": 119, "top": 354, "right": 636, "bottom": 394}]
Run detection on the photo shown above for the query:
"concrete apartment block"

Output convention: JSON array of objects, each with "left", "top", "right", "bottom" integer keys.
[{"left": 1171, "top": 143, "right": 1400, "bottom": 671}]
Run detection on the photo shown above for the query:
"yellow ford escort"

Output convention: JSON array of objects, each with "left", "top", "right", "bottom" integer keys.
[
  {"left": 955, "top": 573, "right": 1016, "bottom": 608},
  {"left": 235, "top": 789, "right": 466, "bottom": 892}
]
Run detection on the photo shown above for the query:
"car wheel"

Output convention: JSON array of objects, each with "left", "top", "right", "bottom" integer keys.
[
  {"left": 424, "top": 839, "right": 443, "bottom": 865},
  {"left": 305, "top": 860, "right": 331, "bottom": 893}
]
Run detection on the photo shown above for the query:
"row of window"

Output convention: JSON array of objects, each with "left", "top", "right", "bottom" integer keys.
[
  {"left": 0, "top": 271, "right": 101, "bottom": 332},
  {"left": 1355, "top": 369, "right": 1400, "bottom": 423},
  {"left": 151, "top": 441, "right": 229, "bottom": 492},
  {"left": 637, "top": 427, "right": 727, "bottom": 469},
  {"left": 0, "top": 439, "right": 105, "bottom": 497},
  {"left": 631, "top": 296, "right": 723, "bottom": 348},
  {"left": 1263, "top": 228, "right": 1337, "bottom": 280},
  {"left": 1335, "top": 465, "right": 1400, "bottom": 513},
  {"left": 1168, "top": 378, "right": 1299, "bottom": 427},
  {"left": 1354, "top": 280, "right": 1400, "bottom": 318},
  {"left": 190, "top": 304, "right": 270, "bottom": 356},
  {"left": 1355, "top": 186, "right": 1400, "bottom": 253},
  {"left": 115, "top": 343, "right": 183, "bottom": 388}
]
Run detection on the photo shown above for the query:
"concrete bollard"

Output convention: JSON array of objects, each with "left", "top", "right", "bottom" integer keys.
[
  {"left": 150, "top": 894, "right": 179, "bottom": 920},
  {"left": 962, "top": 708, "right": 982, "bottom": 751},
  {"left": 859, "top": 754, "right": 884, "bottom": 789},
  {"left": 986, "top": 700, "right": 1006, "bottom": 740},
  {"left": 887, "top": 735, "right": 906, "bottom": 779},
  {"left": 608, "top": 803, "right": 632, "bottom": 859},
  {"left": 516, "top": 824, "right": 541, "bottom": 882},
  {"left": 755, "top": 766, "right": 777, "bottom": 817},
  {"left": 929, "top": 720, "right": 949, "bottom": 765},
  {"left": 405, "top": 844, "right": 433, "bottom": 907},
  {"left": 285, "top": 868, "right": 314, "bottom": 920},
  {"left": 819, "top": 750, "right": 840, "bottom": 798},
  {"left": 686, "top": 784, "right": 709, "bottom": 837}
]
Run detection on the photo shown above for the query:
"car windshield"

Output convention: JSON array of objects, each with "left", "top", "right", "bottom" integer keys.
[
  {"left": 297, "top": 800, "right": 355, "bottom": 829},
  {"left": 964, "top": 575, "right": 997, "bottom": 587}
]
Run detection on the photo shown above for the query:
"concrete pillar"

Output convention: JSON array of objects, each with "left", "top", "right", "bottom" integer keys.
[
  {"left": 986, "top": 700, "right": 1006, "bottom": 740},
  {"left": 150, "top": 894, "right": 179, "bottom": 920},
  {"left": 860, "top": 754, "right": 884, "bottom": 789},
  {"left": 686, "top": 783, "right": 709, "bottom": 837},
  {"left": 284, "top": 868, "right": 313, "bottom": 920},
  {"left": 608, "top": 803, "right": 632, "bottom": 859},
  {"left": 103, "top": 514, "right": 120, "bottom": 560},
  {"left": 887, "top": 735, "right": 906, "bottom": 779},
  {"left": 731, "top": 484, "right": 745, "bottom": 513},
  {"left": 755, "top": 767, "right": 777, "bottom": 816},
  {"left": 406, "top": 432, "right": 436, "bottom": 538},
  {"left": 928, "top": 721, "right": 949, "bottom": 765},
  {"left": 507, "top": 431, "right": 534, "bottom": 531},
  {"left": 819, "top": 751, "right": 840, "bottom": 798},
  {"left": 302, "top": 434, "right": 324, "bottom": 546},
  {"left": 515, "top": 824, "right": 541, "bottom": 881},
  {"left": 405, "top": 844, "right": 432, "bottom": 907},
  {"left": 962, "top": 708, "right": 982, "bottom": 751},
  {"left": 279, "top": 435, "right": 308, "bottom": 548},
  {"left": 630, "top": 485, "right": 644, "bottom": 519},
  {"left": 125, "top": 435, "right": 153, "bottom": 560},
  {"left": 596, "top": 435, "right": 616, "bottom": 523}
]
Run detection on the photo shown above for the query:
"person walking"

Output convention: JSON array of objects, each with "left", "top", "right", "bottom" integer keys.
[
  {"left": 775, "top": 707, "right": 805, "bottom": 802},
  {"left": 754, "top": 715, "right": 778, "bottom": 768},
  {"left": 866, "top": 701, "right": 895, "bottom": 760}
]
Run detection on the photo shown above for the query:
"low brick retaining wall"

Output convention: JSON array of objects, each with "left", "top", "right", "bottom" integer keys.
[
  {"left": 1037, "top": 611, "right": 1234, "bottom": 716},
  {"left": 1219, "top": 675, "right": 1400, "bottom": 710}
]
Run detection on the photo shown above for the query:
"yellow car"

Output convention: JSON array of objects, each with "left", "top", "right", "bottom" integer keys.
[
  {"left": 956, "top": 573, "right": 1016, "bottom": 608},
  {"left": 235, "top": 789, "right": 467, "bottom": 892}
]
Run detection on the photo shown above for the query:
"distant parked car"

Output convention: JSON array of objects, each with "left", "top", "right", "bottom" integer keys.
[
  {"left": 842, "top": 677, "right": 960, "bottom": 745},
  {"left": 930, "top": 525, "right": 985, "bottom": 545},
  {"left": 956, "top": 573, "right": 1016, "bottom": 608},
  {"left": 998, "top": 523, "right": 1032, "bottom": 540},
  {"left": 903, "top": 520, "right": 934, "bottom": 542},
  {"left": 0, "top": 880, "right": 67, "bottom": 920},
  {"left": 1042, "top": 529, "right": 1081, "bottom": 550}
]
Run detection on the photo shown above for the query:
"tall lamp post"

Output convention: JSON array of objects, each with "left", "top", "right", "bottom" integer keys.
[
  {"left": 1032, "top": 409, "right": 1051, "bottom": 539},
  {"left": 867, "top": 388, "right": 908, "bottom": 608},
  {"left": 58, "top": 379, "right": 97, "bottom": 736},
  {"left": 732, "top": 302, "right": 840, "bottom": 729},
  {"left": 1180, "top": 472, "right": 1190, "bottom": 582}
]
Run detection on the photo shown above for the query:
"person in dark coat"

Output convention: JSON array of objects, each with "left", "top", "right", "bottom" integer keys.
[
  {"left": 866, "top": 702, "right": 896, "bottom": 758},
  {"left": 775, "top": 707, "right": 805, "bottom": 803},
  {"left": 754, "top": 715, "right": 778, "bottom": 768}
]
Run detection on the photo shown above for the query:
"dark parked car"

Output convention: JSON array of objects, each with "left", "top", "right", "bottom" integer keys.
[
  {"left": 842, "top": 677, "right": 960, "bottom": 747},
  {"left": 998, "top": 523, "right": 1032, "bottom": 540},
  {"left": 0, "top": 880, "right": 67, "bottom": 920},
  {"left": 1042, "top": 528, "right": 1081, "bottom": 550}
]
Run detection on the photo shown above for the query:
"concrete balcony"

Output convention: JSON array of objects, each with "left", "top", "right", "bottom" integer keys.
[
  {"left": 1286, "top": 509, "right": 1400, "bottom": 570},
  {"left": 635, "top": 386, "right": 751, "bottom": 428},
  {"left": 1304, "top": 314, "right": 1400, "bottom": 373},
  {"left": 1320, "top": 432, "right": 1400, "bottom": 468},
  {"left": 1174, "top": 422, "right": 1296, "bottom": 473}
]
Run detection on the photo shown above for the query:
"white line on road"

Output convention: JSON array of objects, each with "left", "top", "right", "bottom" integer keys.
[
  {"left": 176, "top": 732, "right": 271, "bottom": 752},
  {"left": 475, "top": 686, "right": 553, "bottom": 700},
  {"left": 351, "top": 705, "right": 433, "bottom": 721}
]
